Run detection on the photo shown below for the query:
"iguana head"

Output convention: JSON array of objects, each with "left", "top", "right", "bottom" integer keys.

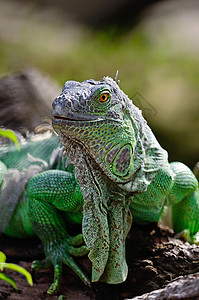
[{"left": 52, "top": 76, "right": 144, "bottom": 186}]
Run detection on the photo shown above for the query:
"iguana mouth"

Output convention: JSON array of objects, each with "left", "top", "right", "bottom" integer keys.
[
  {"left": 53, "top": 115, "right": 103, "bottom": 122},
  {"left": 53, "top": 115, "right": 85, "bottom": 121}
]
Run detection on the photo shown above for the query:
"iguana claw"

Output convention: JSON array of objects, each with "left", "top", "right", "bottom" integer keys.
[
  {"left": 174, "top": 229, "right": 199, "bottom": 245},
  {"left": 31, "top": 234, "right": 90, "bottom": 294}
]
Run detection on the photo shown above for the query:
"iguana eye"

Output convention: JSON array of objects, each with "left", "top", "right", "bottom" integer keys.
[{"left": 99, "top": 93, "right": 109, "bottom": 102}]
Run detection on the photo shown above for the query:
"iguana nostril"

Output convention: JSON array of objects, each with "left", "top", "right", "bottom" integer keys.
[{"left": 53, "top": 96, "right": 63, "bottom": 107}]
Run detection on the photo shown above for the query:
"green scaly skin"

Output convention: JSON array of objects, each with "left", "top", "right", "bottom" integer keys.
[
  {"left": 0, "top": 135, "right": 90, "bottom": 293},
  {"left": 0, "top": 76, "right": 198, "bottom": 294}
]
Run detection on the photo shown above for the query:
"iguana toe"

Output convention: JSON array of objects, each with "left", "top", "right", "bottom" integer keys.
[
  {"left": 31, "top": 258, "right": 51, "bottom": 271},
  {"left": 175, "top": 229, "right": 199, "bottom": 245},
  {"left": 47, "top": 263, "right": 63, "bottom": 295},
  {"left": 192, "top": 232, "right": 199, "bottom": 245},
  {"left": 69, "top": 233, "right": 84, "bottom": 246}
]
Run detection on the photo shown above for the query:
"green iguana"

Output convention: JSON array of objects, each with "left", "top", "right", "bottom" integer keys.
[{"left": 0, "top": 76, "right": 199, "bottom": 295}]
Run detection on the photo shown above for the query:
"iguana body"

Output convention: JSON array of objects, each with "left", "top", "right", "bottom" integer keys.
[{"left": 0, "top": 76, "right": 199, "bottom": 294}]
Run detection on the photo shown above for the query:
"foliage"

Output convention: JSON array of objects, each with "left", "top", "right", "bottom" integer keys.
[
  {"left": 0, "top": 251, "right": 33, "bottom": 290},
  {"left": 0, "top": 130, "right": 27, "bottom": 290},
  {"left": 0, "top": 129, "right": 20, "bottom": 151}
]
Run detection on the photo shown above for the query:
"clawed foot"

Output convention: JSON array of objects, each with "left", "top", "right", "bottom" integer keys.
[
  {"left": 31, "top": 233, "right": 90, "bottom": 295},
  {"left": 175, "top": 229, "right": 199, "bottom": 245}
]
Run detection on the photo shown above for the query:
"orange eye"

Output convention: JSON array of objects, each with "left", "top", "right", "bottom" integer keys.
[{"left": 99, "top": 93, "right": 109, "bottom": 102}]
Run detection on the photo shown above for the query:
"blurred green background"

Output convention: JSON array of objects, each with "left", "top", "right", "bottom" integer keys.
[{"left": 0, "top": 0, "right": 198, "bottom": 168}]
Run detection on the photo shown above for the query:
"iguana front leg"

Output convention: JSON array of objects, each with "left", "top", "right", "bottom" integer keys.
[{"left": 27, "top": 169, "right": 90, "bottom": 294}]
